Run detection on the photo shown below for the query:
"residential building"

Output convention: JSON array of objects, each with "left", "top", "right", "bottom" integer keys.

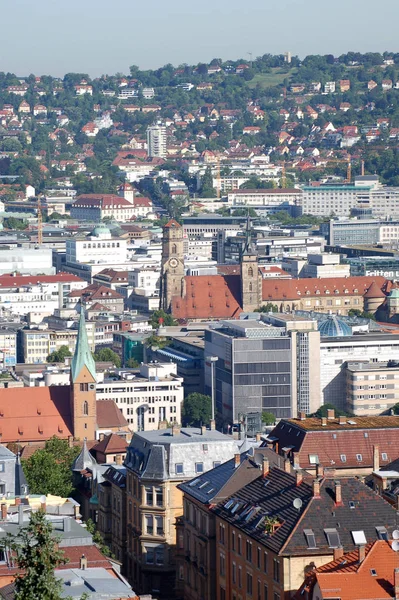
[
  {"left": 65, "top": 283, "right": 125, "bottom": 314},
  {"left": 204, "top": 314, "right": 321, "bottom": 422},
  {"left": 0, "top": 329, "right": 17, "bottom": 366},
  {"left": 70, "top": 194, "right": 150, "bottom": 221},
  {"left": 96, "top": 362, "right": 183, "bottom": 431},
  {"left": 267, "top": 411, "right": 399, "bottom": 475},
  {"left": 124, "top": 425, "right": 238, "bottom": 597},
  {"left": 177, "top": 447, "right": 286, "bottom": 600},
  {"left": 147, "top": 125, "right": 167, "bottom": 158},
  {"left": 97, "top": 463, "right": 127, "bottom": 565},
  {"left": 345, "top": 360, "right": 399, "bottom": 416},
  {"left": 21, "top": 328, "right": 78, "bottom": 364}
]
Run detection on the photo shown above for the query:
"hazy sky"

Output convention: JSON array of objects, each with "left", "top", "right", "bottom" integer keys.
[{"left": 3, "top": 0, "right": 399, "bottom": 77}]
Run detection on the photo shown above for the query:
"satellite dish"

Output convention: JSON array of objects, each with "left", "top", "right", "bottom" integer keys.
[
  {"left": 293, "top": 498, "right": 303, "bottom": 510},
  {"left": 393, "top": 540, "right": 399, "bottom": 552},
  {"left": 393, "top": 530, "right": 399, "bottom": 540}
]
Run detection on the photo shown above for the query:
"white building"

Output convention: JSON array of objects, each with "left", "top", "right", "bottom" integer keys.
[
  {"left": 66, "top": 225, "right": 128, "bottom": 266},
  {"left": 0, "top": 273, "right": 86, "bottom": 318},
  {"left": 0, "top": 329, "right": 17, "bottom": 366},
  {"left": 128, "top": 267, "right": 160, "bottom": 296},
  {"left": 96, "top": 362, "right": 183, "bottom": 431},
  {"left": 227, "top": 188, "right": 302, "bottom": 209},
  {"left": 282, "top": 254, "right": 351, "bottom": 278},
  {"left": 0, "top": 247, "right": 55, "bottom": 275},
  {"left": 147, "top": 125, "right": 167, "bottom": 158},
  {"left": 70, "top": 194, "right": 150, "bottom": 222}
]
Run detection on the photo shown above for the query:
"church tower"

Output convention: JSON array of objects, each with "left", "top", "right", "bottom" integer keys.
[
  {"left": 70, "top": 308, "right": 97, "bottom": 441},
  {"left": 241, "top": 217, "right": 261, "bottom": 312},
  {"left": 160, "top": 219, "right": 185, "bottom": 312}
]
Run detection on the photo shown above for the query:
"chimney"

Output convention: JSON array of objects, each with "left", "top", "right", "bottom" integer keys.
[
  {"left": 68, "top": 436, "right": 74, "bottom": 448},
  {"left": 234, "top": 453, "right": 240, "bottom": 468},
  {"left": 321, "top": 417, "right": 327, "bottom": 426},
  {"left": 210, "top": 419, "right": 216, "bottom": 431},
  {"left": 0, "top": 503, "right": 6, "bottom": 521},
  {"left": 327, "top": 409, "right": 335, "bottom": 420},
  {"left": 99, "top": 433, "right": 105, "bottom": 442},
  {"left": 334, "top": 480, "right": 342, "bottom": 506},
  {"left": 15, "top": 497, "right": 21, "bottom": 506},
  {"left": 172, "top": 424, "right": 181, "bottom": 436},
  {"left": 293, "top": 452, "right": 300, "bottom": 469},
  {"left": 158, "top": 420, "right": 167, "bottom": 430},
  {"left": 395, "top": 568, "right": 399, "bottom": 600},
  {"left": 296, "top": 470, "right": 303, "bottom": 486},
  {"left": 338, "top": 415, "right": 346, "bottom": 425},
  {"left": 201, "top": 425, "right": 207, "bottom": 435},
  {"left": 80, "top": 554, "right": 87, "bottom": 570},
  {"left": 316, "top": 464, "right": 324, "bottom": 478},
  {"left": 333, "top": 546, "right": 344, "bottom": 561},
  {"left": 115, "top": 454, "right": 123, "bottom": 465},
  {"left": 284, "top": 458, "right": 291, "bottom": 473},
  {"left": 358, "top": 544, "right": 365, "bottom": 564},
  {"left": 373, "top": 445, "right": 380, "bottom": 471},
  {"left": 298, "top": 411, "right": 306, "bottom": 421},
  {"left": 313, "top": 479, "right": 320, "bottom": 498},
  {"left": 18, "top": 504, "right": 24, "bottom": 525},
  {"left": 262, "top": 456, "right": 269, "bottom": 478}
]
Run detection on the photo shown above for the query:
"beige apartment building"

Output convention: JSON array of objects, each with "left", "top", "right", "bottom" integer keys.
[{"left": 346, "top": 361, "right": 399, "bottom": 415}]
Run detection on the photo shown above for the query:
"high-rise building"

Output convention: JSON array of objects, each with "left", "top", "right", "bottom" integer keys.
[{"left": 147, "top": 124, "right": 167, "bottom": 158}]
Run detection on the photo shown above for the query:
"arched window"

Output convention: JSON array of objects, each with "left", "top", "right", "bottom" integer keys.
[
  {"left": 249, "top": 282, "right": 253, "bottom": 292},
  {"left": 248, "top": 267, "right": 253, "bottom": 277},
  {"left": 83, "top": 401, "right": 89, "bottom": 416},
  {"left": 172, "top": 244, "right": 177, "bottom": 254}
]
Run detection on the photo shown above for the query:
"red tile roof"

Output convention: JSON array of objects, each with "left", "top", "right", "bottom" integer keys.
[
  {"left": 262, "top": 276, "right": 387, "bottom": 301},
  {"left": 73, "top": 194, "right": 133, "bottom": 209},
  {"left": 171, "top": 275, "right": 242, "bottom": 320},
  {"left": 0, "top": 273, "right": 83, "bottom": 288},
  {"left": 91, "top": 433, "right": 128, "bottom": 455},
  {"left": 0, "top": 387, "right": 73, "bottom": 443},
  {"left": 97, "top": 400, "right": 128, "bottom": 429}
]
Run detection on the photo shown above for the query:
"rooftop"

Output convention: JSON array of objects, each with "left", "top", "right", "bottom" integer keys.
[{"left": 282, "top": 415, "right": 399, "bottom": 432}]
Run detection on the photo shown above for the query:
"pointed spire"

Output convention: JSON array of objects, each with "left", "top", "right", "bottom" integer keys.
[
  {"left": 72, "top": 439, "right": 97, "bottom": 472},
  {"left": 242, "top": 213, "right": 257, "bottom": 256},
  {"left": 71, "top": 307, "right": 96, "bottom": 382}
]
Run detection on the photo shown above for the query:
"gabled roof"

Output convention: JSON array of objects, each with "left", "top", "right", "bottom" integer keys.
[
  {"left": 91, "top": 433, "right": 128, "bottom": 455},
  {"left": 262, "top": 276, "right": 387, "bottom": 302},
  {"left": 171, "top": 275, "right": 242, "bottom": 320},
  {"left": 70, "top": 310, "right": 96, "bottom": 382},
  {"left": 72, "top": 439, "right": 97, "bottom": 472},
  {"left": 214, "top": 470, "right": 397, "bottom": 557},
  {"left": 97, "top": 400, "right": 128, "bottom": 429}
]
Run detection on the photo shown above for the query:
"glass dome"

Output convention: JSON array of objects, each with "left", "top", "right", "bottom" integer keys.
[{"left": 318, "top": 315, "right": 352, "bottom": 337}]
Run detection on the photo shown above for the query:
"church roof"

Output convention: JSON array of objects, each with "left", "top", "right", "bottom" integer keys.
[
  {"left": 164, "top": 219, "right": 181, "bottom": 229},
  {"left": 97, "top": 400, "right": 129, "bottom": 429},
  {"left": 0, "top": 386, "right": 73, "bottom": 443},
  {"left": 171, "top": 275, "right": 242, "bottom": 320},
  {"left": 70, "top": 310, "right": 97, "bottom": 382},
  {"left": 72, "top": 439, "right": 97, "bottom": 472}
]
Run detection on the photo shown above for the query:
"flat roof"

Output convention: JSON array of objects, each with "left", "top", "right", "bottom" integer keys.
[
  {"left": 346, "top": 361, "right": 399, "bottom": 372},
  {"left": 133, "top": 427, "right": 231, "bottom": 445},
  {"left": 283, "top": 415, "right": 399, "bottom": 431}
]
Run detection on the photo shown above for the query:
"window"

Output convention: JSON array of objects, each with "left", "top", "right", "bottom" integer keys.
[
  {"left": 155, "top": 487, "right": 163, "bottom": 507},
  {"left": 238, "top": 566, "right": 242, "bottom": 588},
  {"left": 145, "top": 547, "right": 154, "bottom": 564},
  {"left": 257, "top": 547, "right": 261, "bottom": 569},
  {"left": 145, "top": 514, "right": 153, "bottom": 535},
  {"left": 356, "top": 454, "right": 363, "bottom": 462},
  {"left": 246, "top": 572, "right": 253, "bottom": 596},
  {"left": 219, "top": 524, "right": 225, "bottom": 544},
  {"left": 304, "top": 529, "right": 317, "bottom": 549},
  {"left": 370, "top": 569, "right": 377, "bottom": 577},
  {"left": 273, "top": 594, "right": 280, "bottom": 600},
  {"left": 175, "top": 463, "right": 184, "bottom": 475},
  {"left": 273, "top": 559, "right": 280, "bottom": 582},
  {"left": 219, "top": 553, "right": 225, "bottom": 577},
  {"left": 238, "top": 535, "right": 242, "bottom": 555},
  {"left": 246, "top": 540, "right": 252, "bottom": 562},
  {"left": 340, "top": 454, "right": 346, "bottom": 463},
  {"left": 145, "top": 487, "right": 153, "bottom": 506},
  {"left": 264, "top": 584, "right": 268, "bottom": 600},
  {"left": 308, "top": 454, "right": 319, "bottom": 465},
  {"left": 83, "top": 401, "right": 88, "bottom": 416},
  {"left": 195, "top": 462, "right": 204, "bottom": 474},
  {"left": 155, "top": 515, "right": 163, "bottom": 536},
  {"left": 232, "top": 531, "right": 236, "bottom": 551},
  {"left": 80, "top": 383, "right": 88, "bottom": 392},
  {"left": 213, "top": 461, "right": 221, "bottom": 468},
  {"left": 0, "top": 463, "right": 5, "bottom": 473},
  {"left": 155, "top": 547, "right": 164, "bottom": 565},
  {"left": 382, "top": 453, "right": 388, "bottom": 461},
  {"left": 376, "top": 526, "right": 388, "bottom": 540},
  {"left": 220, "top": 588, "right": 226, "bottom": 600},
  {"left": 232, "top": 562, "right": 236, "bottom": 584},
  {"left": 263, "top": 552, "right": 268, "bottom": 574},
  {"left": 324, "top": 528, "right": 340, "bottom": 548}
]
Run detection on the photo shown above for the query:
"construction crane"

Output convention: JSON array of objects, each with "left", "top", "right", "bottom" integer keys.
[
  {"left": 216, "top": 156, "right": 221, "bottom": 200},
  {"left": 37, "top": 195, "right": 43, "bottom": 245}
]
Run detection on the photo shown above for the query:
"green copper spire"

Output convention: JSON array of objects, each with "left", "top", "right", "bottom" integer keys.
[{"left": 71, "top": 308, "right": 96, "bottom": 382}]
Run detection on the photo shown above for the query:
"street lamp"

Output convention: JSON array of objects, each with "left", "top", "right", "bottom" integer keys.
[{"left": 206, "top": 356, "right": 218, "bottom": 421}]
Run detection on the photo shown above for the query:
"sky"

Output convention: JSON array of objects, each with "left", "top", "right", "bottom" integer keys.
[{"left": 2, "top": 0, "right": 399, "bottom": 77}]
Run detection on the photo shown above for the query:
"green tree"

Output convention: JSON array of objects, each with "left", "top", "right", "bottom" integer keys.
[
  {"left": 144, "top": 334, "right": 171, "bottom": 349},
  {"left": 93, "top": 347, "right": 121, "bottom": 367},
  {"left": 310, "top": 403, "right": 349, "bottom": 418},
  {"left": 255, "top": 303, "right": 279, "bottom": 313},
  {"left": 47, "top": 345, "right": 72, "bottom": 363},
  {"left": 3, "top": 217, "right": 28, "bottom": 230},
  {"left": 182, "top": 393, "right": 212, "bottom": 427},
  {"left": 261, "top": 411, "right": 276, "bottom": 426},
  {"left": 126, "top": 358, "right": 140, "bottom": 368},
  {"left": 7, "top": 509, "right": 68, "bottom": 600},
  {"left": 149, "top": 309, "right": 177, "bottom": 328},
  {"left": 199, "top": 166, "right": 216, "bottom": 197},
  {"left": 22, "top": 437, "right": 80, "bottom": 497}
]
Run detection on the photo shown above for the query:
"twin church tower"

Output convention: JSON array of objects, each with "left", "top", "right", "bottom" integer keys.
[{"left": 159, "top": 219, "right": 261, "bottom": 315}]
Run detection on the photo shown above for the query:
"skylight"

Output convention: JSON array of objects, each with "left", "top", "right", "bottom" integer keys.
[
  {"left": 376, "top": 526, "right": 388, "bottom": 541},
  {"left": 352, "top": 531, "right": 367, "bottom": 545},
  {"left": 189, "top": 478, "right": 201, "bottom": 487},
  {"left": 324, "top": 528, "right": 341, "bottom": 548},
  {"left": 304, "top": 529, "right": 317, "bottom": 549}
]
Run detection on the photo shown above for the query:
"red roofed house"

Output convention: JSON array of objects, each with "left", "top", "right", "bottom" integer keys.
[{"left": 70, "top": 193, "right": 152, "bottom": 221}]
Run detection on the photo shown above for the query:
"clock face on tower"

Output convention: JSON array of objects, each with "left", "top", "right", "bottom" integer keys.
[{"left": 169, "top": 258, "right": 178, "bottom": 269}]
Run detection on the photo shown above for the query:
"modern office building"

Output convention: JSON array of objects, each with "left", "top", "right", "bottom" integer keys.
[
  {"left": 96, "top": 362, "right": 184, "bottom": 431},
  {"left": 321, "top": 218, "right": 399, "bottom": 246},
  {"left": 345, "top": 360, "right": 399, "bottom": 415},
  {"left": 204, "top": 314, "right": 321, "bottom": 423},
  {"left": 147, "top": 125, "right": 167, "bottom": 158}
]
